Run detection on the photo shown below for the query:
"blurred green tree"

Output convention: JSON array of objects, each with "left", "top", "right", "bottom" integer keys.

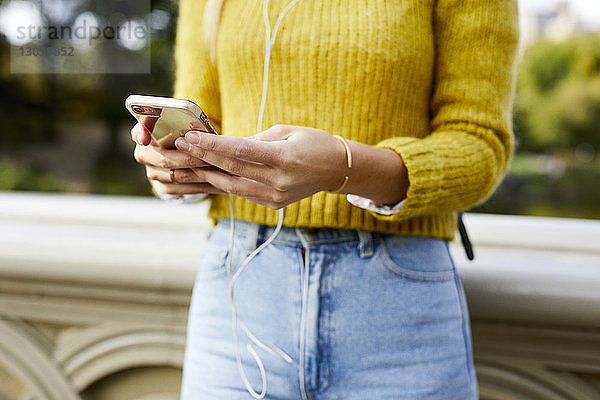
[
  {"left": 476, "top": 31, "right": 600, "bottom": 219},
  {"left": 515, "top": 32, "right": 600, "bottom": 152},
  {"left": 0, "top": 0, "right": 177, "bottom": 194}
]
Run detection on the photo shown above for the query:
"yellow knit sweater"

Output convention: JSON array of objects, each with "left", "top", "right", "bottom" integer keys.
[{"left": 173, "top": 0, "right": 519, "bottom": 240}]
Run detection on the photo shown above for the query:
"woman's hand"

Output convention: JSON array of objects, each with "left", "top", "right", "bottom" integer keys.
[
  {"left": 174, "top": 125, "right": 347, "bottom": 209},
  {"left": 130, "top": 123, "right": 226, "bottom": 196},
  {"left": 173, "top": 124, "right": 409, "bottom": 209}
]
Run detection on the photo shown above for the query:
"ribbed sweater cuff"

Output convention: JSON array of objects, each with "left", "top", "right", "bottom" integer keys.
[{"left": 374, "top": 136, "right": 444, "bottom": 221}]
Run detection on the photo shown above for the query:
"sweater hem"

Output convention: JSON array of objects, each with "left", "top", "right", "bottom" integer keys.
[{"left": 207, "top": 195, "right": 457, "bottom": 241}]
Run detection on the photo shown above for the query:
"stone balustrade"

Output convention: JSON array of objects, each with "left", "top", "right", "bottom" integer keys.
[{"left": 1, "top": 192, "right": 599, "bottom": 399}]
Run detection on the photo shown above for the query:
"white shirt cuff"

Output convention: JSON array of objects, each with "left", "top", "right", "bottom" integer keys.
[
  {"left": 346, "top": 194, "right": 406, "bottom": 216},
  {"left": 151, "top": 180, "right": 208, "bottom": 204}
]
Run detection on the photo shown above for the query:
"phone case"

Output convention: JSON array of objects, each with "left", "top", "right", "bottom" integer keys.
[{"left": 125, "top": 95, "right": 218, "bottom": 148}]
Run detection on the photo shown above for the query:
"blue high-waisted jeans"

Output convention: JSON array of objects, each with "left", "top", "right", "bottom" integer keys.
[{"left": 181, "top": 219, "right": 478, "bottom": 399}]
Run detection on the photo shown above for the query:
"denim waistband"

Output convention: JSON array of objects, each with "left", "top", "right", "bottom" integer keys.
[
  {"left": 214, "top": 218, "right": 452, "bottom": 265},
  {"left": 215, "top": 218, "right": 379, "bottom": 253}
]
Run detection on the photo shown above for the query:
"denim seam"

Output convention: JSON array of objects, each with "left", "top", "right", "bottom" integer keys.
[
  {"left": 193, "top": 246, "right": 229, "bottom": 281},
  {"left": 454, "top": 273, "right": 476, "bottom": 390},
  {"left": 268, "top": 236, "right": 358, "bottom": 247},
  {"left": 297, "top": 229, "right": 313, "bottom": 400},
  {"left": 194, "top": 269, "right": 228, "bottom": 281},
  {"left": 378, "top": 239, "right": 455, "bottom": 281},
  {"left": 316, "top": 255, "right": 333, "bottom": 393},
  {"left": 445, "top": 242, "right": 476, "bottom": 392}
]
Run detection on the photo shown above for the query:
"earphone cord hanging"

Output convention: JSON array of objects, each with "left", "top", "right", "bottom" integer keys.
[{"left": 225, "top": 0, "right": 301, "bottom": 398}]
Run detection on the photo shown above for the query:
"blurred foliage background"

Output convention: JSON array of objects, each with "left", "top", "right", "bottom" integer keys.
[
  {"left": 0, "top": 0, "right": 176, "bottom": 196},
  {"left": 0, "top": 0, "right": 599, "bottom": 220},
  {"left": 473, "top": 31, "right": 600, "bottom": 219}
]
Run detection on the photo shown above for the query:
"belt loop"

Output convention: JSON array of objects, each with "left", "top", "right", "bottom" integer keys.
[
  {"left": 357, "top": 230, "right": 373, "bottom": 258},
  {"left": 244, "top": 221, "right": 261, "bottom": 252},
  {"left": 295, "top": 226, "right": 310, "bottom": 248}
]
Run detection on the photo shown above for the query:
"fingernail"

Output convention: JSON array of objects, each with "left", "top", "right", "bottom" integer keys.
[
  {"left": 175, "top": 137, "right": 190, "bottom": 151},
  {"left": 185, "top": 131, "right": 200, "bottom": 144}
]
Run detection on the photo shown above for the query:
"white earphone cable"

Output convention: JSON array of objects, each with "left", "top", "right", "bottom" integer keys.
[{"left": 225, "top": 0, "right": 301, "bottom": 398}]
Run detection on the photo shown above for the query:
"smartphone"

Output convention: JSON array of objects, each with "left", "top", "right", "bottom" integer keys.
[{"left": 125, "top": 95, "right": 218, "bottom": 148}]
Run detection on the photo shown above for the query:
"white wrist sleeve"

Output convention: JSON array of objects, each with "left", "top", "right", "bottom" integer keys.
[
  {"left": 151, "top": 180, "right": 208, "bottom": 204},
  {"left": 346, "top": 194, "right": 406, "bottom": 216}
]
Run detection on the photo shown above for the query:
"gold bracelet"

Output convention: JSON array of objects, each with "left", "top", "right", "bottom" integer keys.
[{"left": 330, "top": 135, "right": 352, "bottom": 193}]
